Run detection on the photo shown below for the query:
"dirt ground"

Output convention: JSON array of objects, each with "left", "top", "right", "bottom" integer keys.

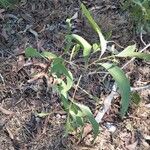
[{"left": 0, "top": 0, "right": 150, "bottom": 150}]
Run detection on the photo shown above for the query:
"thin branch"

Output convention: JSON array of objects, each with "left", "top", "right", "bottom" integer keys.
[
  {"left": 140, "top": 27, "right": 147, "bottom": 46},
  {"left": 140, "top": 43, "right": 150, "bottom": 52},
  {"left": 87, "top": 71, "right": 107, "bottom": 76},
  {"left": 107, "top": 40, "right": 124, "bottom": 48},
  {"left": 131, "top": 84, "right": 150, "bottom": 91},
  {"left": 72, "top": 75, "right": 82, "bottom": 100}
]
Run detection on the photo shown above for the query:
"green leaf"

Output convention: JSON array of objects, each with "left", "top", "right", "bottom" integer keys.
[
  {"left": 131, "top": 92, "right": 141, "bottom": 105},
  {"left": 67, "top": 34, "right": 92, "bottom": 59},
  {"left": 51, "top": 58, "right": 72, "bottom": 79},
  {"left": 25, "top": 47, "right": 42, "bottom": 58},
  {"left": 59, "top": 72, "right": 73, "bottom": 110},
  {"left": 70, "top": 44, "right": 80, "bottom": 61},
  {"left": 41, "top": 51, "right": 57, "bottom": 60},
  {"left": 116, "top": 45, "right": 150, "bottom": 61},
  {"left": 60, "top": 71, "right": 73, "bottom": 93},
  {"left": 66, "top": 104, "right": 84, "bottom": 134},
  {"left": 117, "top": 45, "right": 136, "bottom": 56},
  {"left": 70, "top": 109, "right": 84, "bottom": 127},
  {"left": 92, "top": 43, "right": 100, "bottom": 53},
  {"left": 81, "top": 3, "right": 101, "bottom": 35},
  {"left": 66, "top": 116, "right": 74, "bottom": 133},
  {"left": 76, "top": 116, "right": 84, "bottom": 127},
  {"left": 65, "top": 33, "right": 73, "bottom": 52},
  {"left": 81, "top": 3, "right": 107, "bottom": 57},
  {"left": 100, "top": 63, "right": 131, "bottom": 117},
  {"left": 25, "top": 48, "right": 57, "bottom": 60},
  {"left": 117, "top": 52, "right": 150, "bottom": 61},
  {"left": 60, "top": 94, "right": 69, "bottom": 110},
  {"left": 127, "top": 52, "right": 150, "bottom": 61},
  {"left": 74, "top": 102, "right": 99, "bottom": 138}
]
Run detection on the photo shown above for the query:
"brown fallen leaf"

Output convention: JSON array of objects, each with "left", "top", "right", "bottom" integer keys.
[
  {"left": 126, "top": 141, "right": 138, "bottom": 150},
  {"left": 16, "top": 55, "right": 25, "bottom": 71},
  {"left": 141, "top": 139, "right": 150, "bottom": 149},
  {"left": 27, "top": 72, "right": 48, "bottom": 83},
  {"left": 77, "top": 124, "right": 93, "bottom": 144}
]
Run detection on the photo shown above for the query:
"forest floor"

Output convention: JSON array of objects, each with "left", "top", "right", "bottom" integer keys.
[{"left": 0, "top": 0, "right": 150, "bottom": 150}]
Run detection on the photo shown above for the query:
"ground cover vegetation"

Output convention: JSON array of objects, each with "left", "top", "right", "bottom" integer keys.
[
  {"left": 0, "top": 0, "right": 150, "bottom": 149},
  {"left": 25, "top": 3, "right": 150, "bottom": 138}
]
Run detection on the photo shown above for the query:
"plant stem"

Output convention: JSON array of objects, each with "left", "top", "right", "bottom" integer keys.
[{"left": 88, "top": 55, "right": 115, "bottom": 67}]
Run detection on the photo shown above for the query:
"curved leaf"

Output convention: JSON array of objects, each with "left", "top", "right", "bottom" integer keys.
[
  {"left": 67, "top": 34, "right": 92, "bottom": 59},
  {"left": 117, "top": 45, "right": 136, "bottom": 56},
  {"left": 74, "top": 102, "right": 99, "bottom": 137},
  {"left": 116, "top": 44, "right": 150, "bottom": 61},
  {"left": 70, "top": 44, "right": 80, "bottom": 61},
  {"left": 117, "top": 52, "right": 150, "bottom": 61},
  {"left": 100, "top": 63, "right": 131, "bottom": 117},
  {"left": 81, "top": 3, "right": 101, "bottom": 33},
  {"left": 61, "top": 71, "right": 73, "bottom": 93},
  {"left": 81, "top": 3, "right": 107, "bottom": 57}
]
